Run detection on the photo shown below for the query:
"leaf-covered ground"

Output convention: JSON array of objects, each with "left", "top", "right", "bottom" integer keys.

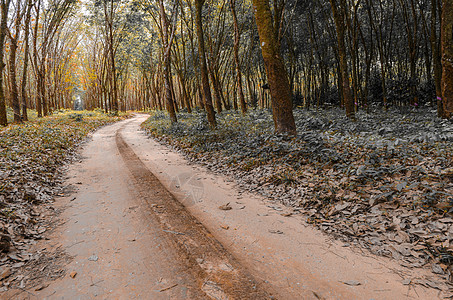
[
  {"left": 6, "top": 107, "right": 38, "bottom": 123},
  {"left": 0, "top": 110, "right": 129, "bottom": 290},
  {"left": 142, "top": 108, "right": 453, "bottom": 291}
]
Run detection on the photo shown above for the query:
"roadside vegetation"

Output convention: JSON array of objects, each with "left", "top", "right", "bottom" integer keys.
[
  {"left": 6, "top": 108, "right": 38, "bottom": 123},
  {"left": 143, "top": 108, "right": 453, "bottom": 289}
]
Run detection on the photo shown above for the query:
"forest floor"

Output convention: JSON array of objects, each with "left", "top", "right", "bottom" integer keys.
[
  {"left": 141, "top": 107, "right": 453, "bottom": 296},
  {"left": 0, "top": 110, "right": 451, "bottom": 299},
  {"left": 5, "top": 108, "right": 38, "bottom": 123}
]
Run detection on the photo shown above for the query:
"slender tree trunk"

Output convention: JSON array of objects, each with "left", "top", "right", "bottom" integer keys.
[
  {"left": 21, "top": 0, "right": 32, "bottom": 121},
  {"left": 208, "top": 67, "right": 223, "bottom": 113},
  {"left": 104, "top": 0, "right": 118, "bottom": 115},
  {"left": 0, "top": 0, "right": 11, "bottom": 126},
  {"left": 8, "top": 0, "right": 23, "bottom": 123},
  {"left": 32, "top": 0, "right": 41, "bottom": 117},
  {"left": 195, "top": 0, "right": 216, "bottom": 128},
  {"left": 441, "top": 0, "right": 453, "bottom": 118},
  {"left": 8, "top": 38, "right": 20, "bottom": 123},
  {"left": 252, "top": 0, "right": 296, "bottom": 134},
  {"left": 179, "top": 74, "right": 192, "bottom": 113},
  {"left": 41, "top": 44, "right": 48, "bottom": 116},
  {"left": 330, "top": 0, "right": 355, "bottom": 119},
  {"left": 159, "top": 0, "right": 177, "bottom": 122},
  {"left": 432, "top": 0, "right": 443, "bottom": 116},
  {"left": 230, "top": 0, "right": 247, "bottom": 114}
]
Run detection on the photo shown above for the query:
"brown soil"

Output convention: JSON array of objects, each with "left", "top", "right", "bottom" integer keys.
[{"left": 115, "top": 125, "right": 270, "bottom": 299}]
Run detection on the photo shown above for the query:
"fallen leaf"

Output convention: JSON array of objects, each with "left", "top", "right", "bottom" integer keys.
[
  {"left": 35, "top": 283, "right": 49, "bottom": 291},
  {"left": 88, "top": 255, "right": 98, "bottom": 262},
  {"left": 218, "top": 203, "right": 232, "bottom": 210},
  {"left": 312, "top": 291, "right": 325, "bottom": 300},
  {"left": 402, "top": 278, "right": 411, "bottom": 285},
  {"left": 342, "top": 280, "right": 361, "bottom": 286},
  {"left": 0, "top": 267, "right": 10, "bottom": 280},
  {"left": 70, "top": 271, "right": 77, "bottom": 278},
  {"left": 8, "top": 254, "right": 22, "bottom": 261},
  {"left": 159, "top": 283, "right": 178, "bottom": 292},
  {"left": 432, "top": 264, "right": 444, "bottom": 274},
  {"left": 12, "top": 262, "right": 24, "bottom": 268}
]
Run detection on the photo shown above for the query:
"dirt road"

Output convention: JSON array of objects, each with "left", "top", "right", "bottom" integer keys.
[{"left": 11, "top": 115, "right": 441, "bottom": 299}]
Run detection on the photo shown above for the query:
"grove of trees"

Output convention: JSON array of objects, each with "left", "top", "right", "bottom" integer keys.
[{"left": 0, "top": 0, "right": 452, "bottom": 131}]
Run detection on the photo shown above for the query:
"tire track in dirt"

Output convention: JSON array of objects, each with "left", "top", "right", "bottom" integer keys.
[{"left": 116, "top": 126, "right": 273, "bottom": 300}]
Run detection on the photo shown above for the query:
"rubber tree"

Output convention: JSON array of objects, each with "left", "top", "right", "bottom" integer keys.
[
  {"left": 32, "top": 0, "right": 75, "bottom": 117},
  {"left": 230, "top": 0, "right": 247, "bottom": 114},
  {"left": 329, "top": 0, "right": 355, "bottom": 119},
  {"left": 7, "top": 0, "right": 25, "bottom": 123},
  {"left": 103, "top": 0, "right": 119, "bottom": 115},
  {"left": 159, "top": 0, "right": 177, "bottom": 123},
  {"left": 442, "top": 0, "right": 453, "bottom": 118},
  {"left": 251, "top": 0, "right": 296, "bottom": 134},
  {"left": 194, "top": 0, "right": 216, "bottom": 128},
  {"left": 21, "top": 0, "right": 33, "bottom": 121},
  {"left": 431, "top": 0, "right": 443, "bottom": 117},
  {"left": 0, "top": 0, "right": 11, "bottom": 126}
]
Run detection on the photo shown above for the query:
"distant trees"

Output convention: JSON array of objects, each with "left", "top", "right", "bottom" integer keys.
[
  {"left": 122, "top": 0, "right": 450, "bottom": 127},
  {"left": 1, "top": 0, "right": 453, "bottom": 127},
  {"left": 0, "top": 0, "right": 79, "bottom": 126}
]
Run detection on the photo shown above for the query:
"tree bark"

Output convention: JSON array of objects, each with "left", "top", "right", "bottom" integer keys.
[
  {"left": 31, "top": 0, "right": 42, "bottom": 117},
  {"left": 431, "top": 0, "right": 443, "bottom": 116},
  {"left": 104, "top": 0, "right": 118, "bottom": 115},
  {"left": 7, "top": 0, "right": 24, "bottom": 123},
  {"left": 159, "top": 0, "right": 177, "bottom": 123},
  {"left": 0, "top": 0, "right": 11, "bottom": 126},
  {"left": 252, "top": 0, "right": 296, "bottom": 134},
  {"left": 230, "top": 0, "right": 247, "bottom": 114},
  {"left": 195, "top": 0, "right": 216, "bottom": 128},
  {"left": 441, "top": 0, "right": 453, "bottom": 118},
  {"left": 20, "top": 0, "right": 33, "bottom": 121},
  {"left": 330, "top": 0, "right": 355, "bottom": 119}
]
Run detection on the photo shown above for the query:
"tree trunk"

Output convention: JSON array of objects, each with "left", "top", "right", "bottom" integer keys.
[
  {"left": 441, "top": 0, "right": 453, "bottom": 118},
  {"left": 208, "top": 65, "right": 223, "bottom": 113},
  {"left": 8, "top": 37, "right": 20, "bottom": 123},
  {"left": 104, "top": 0, "right": 118, "bottom": 115},
  {"left": 159, "top": 0, "right": 177, "bottom": 123},
  {"left": 31, "top": 0, "right": 41, "bottom": 117},
  {"left": 0, "top": 0, "right": 11, "bottom": 126},
  {"left": 252, "top": 0, "right": 296, "bottom": 134},
  {"left": 432, "top": 0, "right": 442, "bottom": 116},
  {"left": 195, "top": 0, "right": 216, "bottom": 128},
  {"left": 230, "top": 0, "right": 247, "bottom": 114},
  {"left": 330, "top": 0, "right": 355, "bottom": 119},
  {"left": 21, "top": 0, "right": 32, "bottom": 121},
  {"left": 8, "top": 0, "right": 23, "bottom": 123}
]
